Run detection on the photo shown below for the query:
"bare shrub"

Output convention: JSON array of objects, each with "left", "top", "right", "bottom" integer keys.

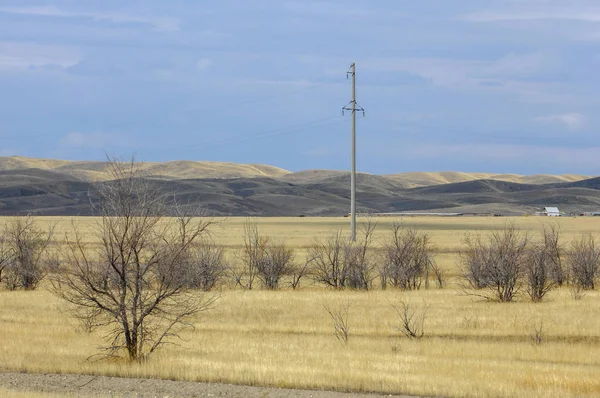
[
  {"left": 524, "top": 243, "right": 556, "bottom": 302},
  {"left": 236, "top": 221, "right": 297, "bottom": 290},
  {"left": 380, "top": 223, "right": 440, "bottom": 290},
  {"left": 290, "top": 255, "right": 314, "bottom": 290},
  {"left": 1, "top": 215, "right": 54, "bottom": 291},
  {"left": 529, "top": 320, "right": 544, "bottom": 345},
  {"left": 568, "top": 233, "right": 600, "bottom": 290},
  {"left": 324, "top": 299, "right": 350, "bottom": 344},
  {"left": 311, "top": 219, "right": 376, "bottom": 290},
  {"left": 235, "top": 220, "right": 267, "bottom": 290},
  {"left": 186, "top": 240, "right": 228, "bottom": 291},
  {"left": 258, "top": 242, "right": 295, "bottom": 290},
  {"left": 459, "top": 223, "right": 529, "bottom": 302},
  {"left": 51, "top": 158, "right": 217, "bottom": 362},
  {"left": 310, "top": 231, "right": 346, "bottom": 289},
  {"left": 542, "top": 224, "right": 565, "bottom": 286},
  {"left": 391, "top": 300, "right": 429, "bottom": 339}
]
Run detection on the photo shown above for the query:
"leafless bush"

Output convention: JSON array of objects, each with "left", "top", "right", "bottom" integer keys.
[
  {"left": 51, "top": 157, "right": 217, "bottom": 362},
  {"left": 290, "top": 255, "right": 314, "bottom": 290},
  {"left": 310, "top": 231, "right": 346, "bottom": 289},
  {"left": 257, "top": 242, "right": 295, "bottom": 290},
  {"left": 524, "top": 243, "right": 556, "bottom": 302},
  {"left": 459, "top": 223, "right": 529, "bottom": 302},
  {"left": 310, "top": 219, "right": 376, "bottom": 290},
  {"left": 542, "top": 224, "right": 565, "bottom": 286},
  {"left": 1, "top": 215, "right": 54, "bottom": 291},
  {"left": 529, "top": 320, "right": 544, "bottom": 345},
  {"left": 324, "top": 299, "right": 351, "bottom": 344},
  {"left": 236, "top": 221, "right": 297, "bottom": 290},
  {"left": 380, "top": 223, "right": 441, "bottom": 290},
  {"left": 567, "top": 233, "right": 600, "bottom": 290},
  {"left": 185, "top": 240, "right": 228, "bottom": 291},
  {"left": 391, "top": 300, "right": 429, "bottom": 339}
]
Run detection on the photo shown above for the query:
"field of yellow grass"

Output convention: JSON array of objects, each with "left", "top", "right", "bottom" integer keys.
[{"left": 1, "top": 216, "right": 600, "bottom": 397}]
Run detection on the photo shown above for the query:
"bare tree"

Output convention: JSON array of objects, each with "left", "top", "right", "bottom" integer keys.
[
  {"left": 310, "top": 231, "right": 346, "bottom": 289},
  {"left": 542, "top": 223, "right": 565, "bottom": 286},
  {"left": 51, "top": 158, "right": 217, "bottom": 362},
  {"left": 524, "top": 243, "right": 556, "bottom": 302},
  {"left": 257, "top": 242, "right": 295, "bottom": 290},
  {"left": 289, "top": 254, "right": 314, "bottom": 290},
  {"left": 1, "top": 215, "right": 54, "bottom": 291},
  {"left": 236, "top": 221, "right": 297, "bottom": 290},
  {"left": 391, "top": 300, "right": 429, "bottom": 339},
  {"left": 459, "top": 223, "right": 529, "bottom": 302},
  {"left": 568, "top": 233, "right": 600, "bottom": 290},
  {"left": 380, "top": 223, "right": 440, "bottom": 290},
  {"left": 310, "top": 219, "right": 377, "bottom": 290},
  {"left": 324, "top": 299, "right": 351, "bottom": 344},
  {"left": 185, "top": 240, "right": 228, "bottom": 291}
]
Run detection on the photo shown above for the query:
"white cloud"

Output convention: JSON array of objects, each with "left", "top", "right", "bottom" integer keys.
[
  {"left": 535, "top": 113, "right": 587, "bottom": 130},
  {"left": 0, "top": 41, "right": 80, "bottom": 70},
  {"left": 196, "top": 59, "right": 213, "bottom": 70},
  {"left": 0, "top": 5, "right": 179, "bottom": 31},
  {"left": 0, "top": 148, "right": 18, "bottom": 157},
  {"left": 464, "top": 9, "right": 600, "bottom": 23},
  {"left": 402, "top": 142, "right": 600, "bottom": 170},
  {"left": 304, "top": 146, "right": 337, "bottom": 157},
  {"left": 61, "top": 132, "right": 131, "bottom": 149}
]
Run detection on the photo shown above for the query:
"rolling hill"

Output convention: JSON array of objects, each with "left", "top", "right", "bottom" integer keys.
[{"left": 0, "top": 156, "right": 597, "bottom": 216}]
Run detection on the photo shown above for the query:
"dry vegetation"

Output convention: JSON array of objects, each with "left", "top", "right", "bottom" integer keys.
[{"left": 2, "top": 216, "right": 600, "bottom": 397}]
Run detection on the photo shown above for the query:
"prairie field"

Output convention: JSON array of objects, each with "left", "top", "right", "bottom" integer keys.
[{"left": 1, "top": 216, "right": 600, "bottom": 397}]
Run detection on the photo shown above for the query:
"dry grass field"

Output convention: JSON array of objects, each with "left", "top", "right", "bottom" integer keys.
[{"left": 1, "top": 216, "right": 600, "bottom": 397}]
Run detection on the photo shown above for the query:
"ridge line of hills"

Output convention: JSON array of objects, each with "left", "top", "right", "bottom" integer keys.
[{"left": 0, "top": 156, "right": 598, "bottom": 216}]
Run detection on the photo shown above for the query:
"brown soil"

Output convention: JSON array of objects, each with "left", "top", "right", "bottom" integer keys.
[{"left": 0, "top": 372, "right": 417, "bottom": 398}]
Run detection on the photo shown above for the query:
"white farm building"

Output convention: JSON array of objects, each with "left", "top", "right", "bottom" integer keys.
[{"left": 537, "top": 207, "right": 561, "bottom": 217}]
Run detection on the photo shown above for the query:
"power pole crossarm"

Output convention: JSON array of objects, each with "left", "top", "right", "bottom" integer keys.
[{"left": 342, "top": 63, "right": 365, "bottom": 242}]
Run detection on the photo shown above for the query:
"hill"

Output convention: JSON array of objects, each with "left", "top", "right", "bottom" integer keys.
[{"left": 0, "top": 157, "right": 597, "bottom": 216}]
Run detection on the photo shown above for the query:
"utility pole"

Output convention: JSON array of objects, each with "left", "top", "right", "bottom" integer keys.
[{"left": 343, "top": 63, "right": 365, "bottom": 242}]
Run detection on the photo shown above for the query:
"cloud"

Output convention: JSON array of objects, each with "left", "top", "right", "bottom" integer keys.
[
  {"left": 304, "top": 146, "right": 337, "bottom": 157},
  {"left": 0, "top": 41, "right": 79, "bottom": 70},
  {"left": 196, "top": 59, "right": 213, "bottom": 70},
  {"left": 535, "top": 113, "right": 587, "bottom": 130},
  {"left": 399, "top": 142, "right": 600, "bottom": 170},
  {"left": 0, "top": 5, "right": 179, "bottom": 31},
  {"left": 61, "top": 132, "right": 131, "bottom": 149},
  {"left": 464, "top": 9, "right": 600, "bottom": 23},
  {"left": 0, "top": 148, "right": 18, "bottom": 157}
]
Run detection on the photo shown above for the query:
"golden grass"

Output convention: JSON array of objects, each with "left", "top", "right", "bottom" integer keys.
[{"left": 1, "top": 217, "right": 600, "bottom": 397}]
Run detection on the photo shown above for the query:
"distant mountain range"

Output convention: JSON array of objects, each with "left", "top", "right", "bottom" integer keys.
[{"left": 0, "top": 156, "right": 598, "bottom": 216}]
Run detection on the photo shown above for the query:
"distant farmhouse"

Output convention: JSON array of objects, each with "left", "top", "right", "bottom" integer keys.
[{"left": 536, "top": 207, "right": 561, "bottom": 217}]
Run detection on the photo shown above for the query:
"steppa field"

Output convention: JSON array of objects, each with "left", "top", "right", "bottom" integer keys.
[{"left": 1, "top": 216, "right": 600, "bottom": 397}]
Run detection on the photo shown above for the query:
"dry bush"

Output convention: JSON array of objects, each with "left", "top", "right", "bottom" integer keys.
[
  {"left": 542, "top": 224, "right": 565, "bottom": 286},
  {"left": 524, "top": 243, "right": 556, "bottom": 302},
  {"left": 236, "top": 221, "right": 297, "bottom": 290},
  {"left": 1, "top": 215, "right": 54, "bottom": 291},
  {"left": 310, "top": 219, "right": 376, "bottom": 290},
  {"left": 380, "top": 222, "right": 441, "bottom": 290},
  {"left": 391, "top": 300, "right": 429, "bottom": 339},
  {"left": 567, "top": 233, "right": 600, "bottom": 290},
  {"left": 309, "top": 230, "right": 346, "bottom": 289},
  {"left": 459, "top": 223, "right": 529, "bottom": 302},
  {"left": 51, "top": 157, "right": 217, "bottom": 362},
  {"left": 324, "top": 299, "right": 351, "bottom": 344},
  {"left": 185, "top": 240, "right": 228, "bottom": 291}
]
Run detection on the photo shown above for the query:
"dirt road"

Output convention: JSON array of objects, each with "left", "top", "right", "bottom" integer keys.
[{"left": 0, "top": 372, "right": 416, "bottom": 398}]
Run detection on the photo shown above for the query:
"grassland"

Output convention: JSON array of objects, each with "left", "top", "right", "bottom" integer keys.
[{"left": 1, "top": 216, "right": 600, "bottom": 397}]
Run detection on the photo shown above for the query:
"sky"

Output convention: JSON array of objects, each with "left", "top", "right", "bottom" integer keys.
[{"left": 0, "top": 0, "right": 599, "bottom": 175}]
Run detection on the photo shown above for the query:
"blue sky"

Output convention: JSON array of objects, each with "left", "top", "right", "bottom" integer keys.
[{"left": 0, "top": 0, "right": 599, "bottom": 175}]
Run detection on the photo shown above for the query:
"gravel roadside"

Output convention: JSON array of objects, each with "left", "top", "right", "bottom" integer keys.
[{"left": 0, "top": 372, "right": 417, "bottom": 398}]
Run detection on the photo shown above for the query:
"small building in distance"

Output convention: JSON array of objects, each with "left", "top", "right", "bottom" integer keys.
[{"left": 536, "top": 207, "right": 561, "bottom": 217}]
